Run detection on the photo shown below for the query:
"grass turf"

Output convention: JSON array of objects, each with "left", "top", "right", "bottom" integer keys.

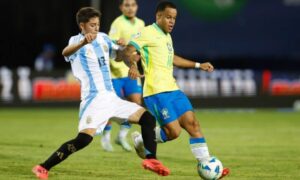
[{"left": 0, "top": 108, "right": 299, "bottom": 179}]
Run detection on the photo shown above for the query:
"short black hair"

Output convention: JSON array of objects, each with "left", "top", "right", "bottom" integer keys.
[
  {"left": 155, "top": 1, "right": 177, "bottom": 14},
  {"left": 119, "top": 0, "right": 137, "bottom": 5},
  {"left": 76, "top": 7, "right": 101, "bottom": 26}
]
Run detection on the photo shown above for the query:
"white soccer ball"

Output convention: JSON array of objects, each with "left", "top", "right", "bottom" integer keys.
[{"left": 197, "top": 156, "right": 223, "bottom": 180}]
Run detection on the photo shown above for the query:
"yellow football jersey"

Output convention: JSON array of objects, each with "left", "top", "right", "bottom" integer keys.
[
  {"left": 109, "top": 15, "right": 145, "bottom": 78},
  {"left": 129, "top": 23, "right": 179, "bottom": 97}
]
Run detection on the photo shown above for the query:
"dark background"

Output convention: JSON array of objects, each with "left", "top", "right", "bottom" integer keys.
[{"left": 0, "top": 0, "right": 299, "bottom": 70}]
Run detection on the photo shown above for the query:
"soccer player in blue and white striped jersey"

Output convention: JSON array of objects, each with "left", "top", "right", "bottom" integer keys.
[{"left": 32, "top": 7, "right": 169, "bottom": 179}]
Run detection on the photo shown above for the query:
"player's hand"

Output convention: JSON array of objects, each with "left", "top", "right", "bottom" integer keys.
[
  {"left": 200, "top": 62, "right": 214, "bottom": 72},
  {"left": 130, "top": 51, "right": 141, "bottom": 62},
  {"left": 128, "top": 64, "right": 144, "bottom": 79},
  {"left": 83, "top": 33, "right": 97, "bottom": 44},
  {"left": 116, "top": 38, "right": 127, "bottom": 46}
]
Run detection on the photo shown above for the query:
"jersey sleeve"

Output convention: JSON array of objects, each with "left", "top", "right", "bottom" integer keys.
[
  {"left": 64, "top": 36, "right": 77, "bottom": 62},
  {"left": 102, "top": 33, "right": 122, "bottom": 59},
  {"left": 141, "top": 20, "right": 145, "bottom": 28},
  {"left": 108, "top": 21, "right": 121, "bottom": 41},
  {"left": 128, "top": 29, "right": 149, "bottom": 52}
]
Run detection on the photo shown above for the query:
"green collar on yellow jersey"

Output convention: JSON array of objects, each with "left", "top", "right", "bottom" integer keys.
[
  {"left": 152, "top": 23, "right": 168, "bottom": 36},
  {"left": 122, "top": 15, "right": 136, "bottom": 25}
]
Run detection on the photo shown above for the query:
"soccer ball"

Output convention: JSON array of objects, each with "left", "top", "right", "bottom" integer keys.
[{"left": 197, "top": 156, "right": 223, "bottom": 180}]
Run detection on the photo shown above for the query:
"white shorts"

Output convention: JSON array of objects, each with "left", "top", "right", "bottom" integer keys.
[{"left": 78, "top": 92, "right": 142, "bottom": 133}]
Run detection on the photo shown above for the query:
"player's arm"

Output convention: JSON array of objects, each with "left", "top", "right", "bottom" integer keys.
[
  {"left": 116, "top": 45, "right": 138, "bottom": 64},
  {"left": 173, "top": 55, "right": 214, "bottom": 72},
  {"left": 62, "top": 33, "right": 96, "bottom": 57},
  {"left": 118, "top": 29, "right": 147, "bottom": 79},
  {"left": 116, "top": 45, "right": 143, "bottom": 79}
]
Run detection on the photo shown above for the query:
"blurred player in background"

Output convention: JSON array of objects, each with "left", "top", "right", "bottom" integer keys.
[
  {"left": 34, "top": 44, "right": 55, "bottom": 72},
  {"left": 122, "top": 1, "right": 230, "bottom": 178},
  {"left": 32, "top": 7, "right": 169, "bottom": 179},
  {"left": 99, "top": 0, "right": 145, "bottom": 152}
]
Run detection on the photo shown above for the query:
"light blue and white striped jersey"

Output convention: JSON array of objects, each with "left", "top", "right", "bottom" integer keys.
[{"left": 65, "top": 32, "right": 120, "bottom": 100}]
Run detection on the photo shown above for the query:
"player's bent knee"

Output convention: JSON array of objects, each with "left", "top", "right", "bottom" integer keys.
[
  {"left": 74, "top": 133, "right": 93, "bottom": 150},
  {"left": 131, "top": 97, "right": 142, "bottom": 105}
]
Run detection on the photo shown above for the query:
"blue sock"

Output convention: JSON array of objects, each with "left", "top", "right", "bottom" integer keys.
[
  {"left": 104, "top": 124, "right": 112, "bottom": 132},
  {"left": 155, "top": 127, "right": 168, "bottom": 143},
  {"left": 102, "top": 124, "right": 112, "bottom": 141},
  {"left": 119, "top": 121, "right": 131, "bottom": 139},
  {"left": 160, "top": 128, "right": 168, "bottom": 142},
  {"left": 120, "top": 121, "right": 131, "bottom": 129},
  {"left": 189, "top": 137, "right": 206, "bottom": 144}
]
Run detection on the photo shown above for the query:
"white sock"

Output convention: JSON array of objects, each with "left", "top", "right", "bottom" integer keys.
[
  {"left": 102, "top": 130, "right": 111, "bottom": 142},
  {"left": 118, "top": 127, "right": 129, "bottom": 139},
  {"left": 134, "top": 134, "right": 144, "bottom": 144},
  {"left": 190, "top": 137, "right": 210, "bottom": 162},
  {"left": 95, "top": 128, "right": 102, "bottom": 136}
]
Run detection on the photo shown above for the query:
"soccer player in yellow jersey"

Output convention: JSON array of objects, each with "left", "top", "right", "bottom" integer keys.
[
  {"left": 123, "top": 1, "right": 230, "bottom": 178},
  {"left": 100, "top": 0, "right": 145, "bottom": 152}
]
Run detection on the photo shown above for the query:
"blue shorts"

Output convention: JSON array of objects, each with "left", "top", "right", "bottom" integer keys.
[
  {"left": 112, "top": 77, "right": 142, "bottom": 98},
  {"left": 144, "top": 90, "right": 193, "bottom": 126}
]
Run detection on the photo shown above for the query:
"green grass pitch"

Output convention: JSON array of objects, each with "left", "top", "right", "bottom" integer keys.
[{"left": 0, "top": 108, "right": 299, "bottom": 179}]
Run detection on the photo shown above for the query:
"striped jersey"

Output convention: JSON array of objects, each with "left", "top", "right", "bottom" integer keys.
[{"left": 64, "top": 32, "right": 120, "bottom": 100}]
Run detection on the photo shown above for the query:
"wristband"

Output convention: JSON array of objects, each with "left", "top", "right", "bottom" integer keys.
[{"left": 195, "top": 62, "right": 201, "bottom": 68}]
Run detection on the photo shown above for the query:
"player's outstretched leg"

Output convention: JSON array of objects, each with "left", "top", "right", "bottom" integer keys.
[
  {"left": 115, "top": 121, "right": 132, "bottom": 151},
  {"left": 32, "top": 133, "right": 93, "bottom": 179},
  {"left": 135, "top": 111, "right": 170, "bottom": 176}
]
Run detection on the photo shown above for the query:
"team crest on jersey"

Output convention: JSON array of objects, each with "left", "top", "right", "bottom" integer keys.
[
  {"left": 86, "top": 116, "right": 92, "bottom": 124},
  {"left": 161, "top": 108, "right": 170, "bottom": 120},
  {"left": 167, "top": 42, "right": 173, "bottom": 52},
  {"left": 103, "top": 45, "right": 109, "bottom": 52},
  {"left": 86, "top": 49, "right": 93, "bottom": 56}
]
